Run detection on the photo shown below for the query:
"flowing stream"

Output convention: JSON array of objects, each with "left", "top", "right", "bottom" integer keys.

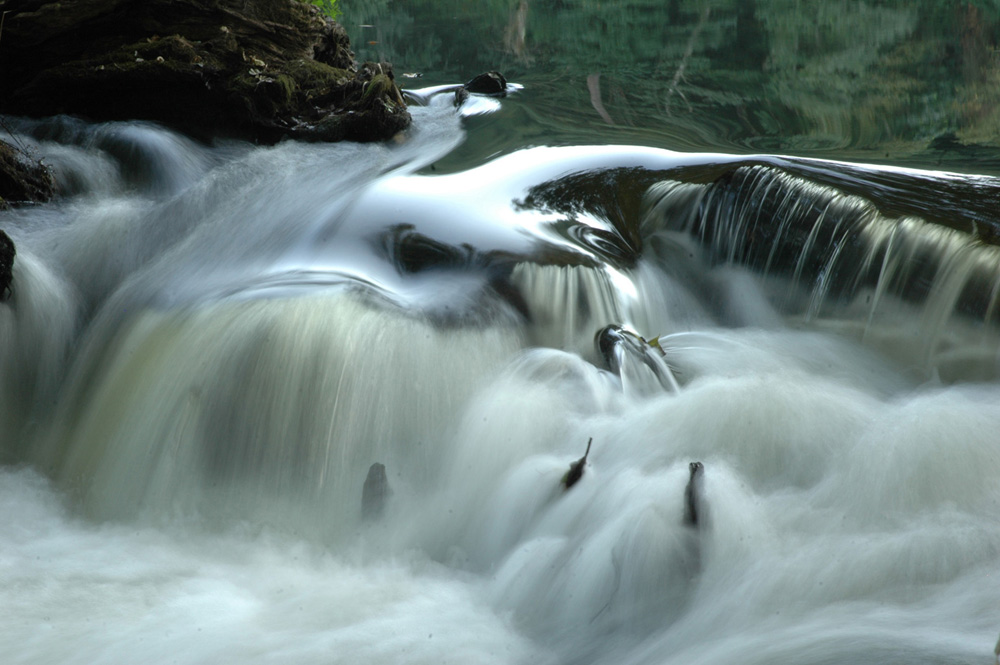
[{"left": 2, "top": 88, "right": 1000, "bottom": 664}]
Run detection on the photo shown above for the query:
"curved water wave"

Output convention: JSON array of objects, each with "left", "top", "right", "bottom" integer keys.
[{"left": 10, "top": 115, "right": 222, "bottom": 198}]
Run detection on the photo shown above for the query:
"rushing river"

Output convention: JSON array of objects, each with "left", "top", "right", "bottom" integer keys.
[{"left": 4, "top": 4, "right": 1000, "bottom": 663}]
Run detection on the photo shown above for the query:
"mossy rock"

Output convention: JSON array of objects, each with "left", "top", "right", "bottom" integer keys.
[
  {"left": 0, "top": 0, "right": 409, "bottom": 143},
  {"left": 287, "top": 58, "right": 352, "bottom": 89}
]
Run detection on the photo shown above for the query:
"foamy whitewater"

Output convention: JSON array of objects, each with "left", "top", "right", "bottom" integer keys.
[{"left": 1, "top": 100, "right": 999, "bottom": 664}]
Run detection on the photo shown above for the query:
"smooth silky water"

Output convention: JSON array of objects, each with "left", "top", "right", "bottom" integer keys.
[{"left": 5, "top": 4, "right": 1000, "bottom": 661}]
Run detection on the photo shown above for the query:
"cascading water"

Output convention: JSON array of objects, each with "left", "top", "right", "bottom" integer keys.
[
  {"left": 2, "top": 97, "right": 1000, "bottom": 665},
  {"left": 643, "top": 164, "right": 1000, "bottom": 381}
]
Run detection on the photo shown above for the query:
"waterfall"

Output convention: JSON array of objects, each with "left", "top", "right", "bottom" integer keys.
[
  {"left": 33, "top": 292, "right": 522, "bottom": 534},
  {"left": 0, "top": 249, "right": 77, "bottom": 462},
  {"left": 643, "top": 164, "right": 1000, "bottom": 380},
  {"left": 510, "top": 263, "right": 626, "bottom": 359},
  {"left": 2, "top": 119, "right": 999, "bottom": 665}
]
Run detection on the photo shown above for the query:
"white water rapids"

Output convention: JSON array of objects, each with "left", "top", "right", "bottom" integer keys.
[{"left": 2, "top": 104, "right": 999, "bottom": 664}]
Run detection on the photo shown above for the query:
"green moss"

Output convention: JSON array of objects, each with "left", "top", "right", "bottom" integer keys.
[
  {"left": 303, "top": 0, "right": 340, "bottom": 21},
  {"left": 227, "top": 69, "right": 301, "bottom": 119},
  {"left": 287, "top": 58, "right": 350, "bottom": 89},
  {"left": 272, "top": 74, "right": 297, "bottom": 104},
  {"left": 360, "top": 74, "right": 394, "bottom": 108}
]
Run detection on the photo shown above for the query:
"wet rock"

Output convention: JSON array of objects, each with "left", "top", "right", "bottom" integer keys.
[
  {"left": 596, "top": 324, "right": 660, "bottom": 373},
  {"left": 361, "top": 462, "right": 390, "bottom": 522},
  {"left": 379, "top": 224, "right": 478, "bottom": 274},
  {"left": 595, "top": 324, "right": 679, "bottom": 394},
  {"left": 0, "top": 139, "right": 55, "bottom": 208},
  {"left": 0, "top": 0, "right": 410, "bottom": 143},
  {"left": 562, "top": 437, "right": 592, "bottom": 490},
  {"left": 374, "top": 223, "right": 532, "bottom": 321},
  {"left": 515, "top": 167, "right": 654, "bottom": 267},
  {"left": 597, "top": 324, "right": 634, "bottom": 373},
  {"left": 464, "top": 71, "right": 507, "bottom": 96},
  {"left": 0, "top": 230, "right": 14, "bottom": 302},
  {"left": 285, "top": 62, "right": 411, "bottom": 143}
]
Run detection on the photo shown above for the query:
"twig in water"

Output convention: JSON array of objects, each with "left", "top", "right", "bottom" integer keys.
[
  {"left": 562, "top": 437, "right": 593, "bottom": 490},
  {"left": 588, "top": 73, "right": 615, "bottom": 126}
]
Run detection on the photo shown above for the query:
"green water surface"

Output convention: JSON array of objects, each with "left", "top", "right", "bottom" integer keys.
[{"left": 341, "top": 0, "right": 1000, "bottom": 175}]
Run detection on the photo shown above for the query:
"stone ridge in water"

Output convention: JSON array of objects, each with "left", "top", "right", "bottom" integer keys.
[{"left": 0, "top": 0, "right": 410, "bottom": 144}]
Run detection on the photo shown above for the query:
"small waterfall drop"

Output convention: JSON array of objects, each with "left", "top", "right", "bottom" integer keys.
[
  {"left": 510, "top": 262, "right": 627, "bottom": 360},
  {"left": 0, "top": 249, "right": 77, "bottom": 461},
  {"left": 35, "top": 292, "right": 522, "bottom": 536},
  {"left": 643, "top": 165, "right": 1000, "bottom": 380}
]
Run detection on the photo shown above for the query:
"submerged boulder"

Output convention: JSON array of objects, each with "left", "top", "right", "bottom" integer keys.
[{"left": 0, "top": 0, "right": 410, "bottom": 143}]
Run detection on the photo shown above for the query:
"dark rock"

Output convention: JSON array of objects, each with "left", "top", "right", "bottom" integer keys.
[
  {"left": 595, "top": 323, "right": 679, "bottom": 393},
  {"left": 464, "top": 71, "right": 507, "bottom": 96},
  {"left": 379, "top": 223, "right": 478, "bottom": 274},
  {"left": 0, "top": 229, "right": 14, "bottom": 302},
  {"left": 287, "top": 63, "right": 410, "bottom": 142},
  {"left": 596, "top": 324, "right": 656, "bottom": 373},
  {"left": 515, "top": 167, "right": 656, "bottom": 267},
  {"left": 562, "top": 437, "right": 592, "bottom": 490},
  {"left": 0, "top": 139, "right": 55, "bottom": 208},
  {"left": 361, "top": 462, "right": 390, "bottom": 522},
  {"left": 0, "top": 0, "right": 409, "bottom": 143}
]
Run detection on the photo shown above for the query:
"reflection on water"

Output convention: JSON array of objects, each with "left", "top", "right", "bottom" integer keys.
[{"left": 343, "top": 0, "right": 1000, "bottom": 172}]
